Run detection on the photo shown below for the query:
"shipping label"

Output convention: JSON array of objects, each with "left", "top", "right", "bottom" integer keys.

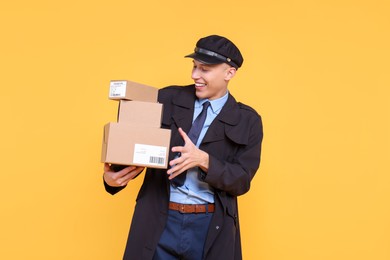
[
  {"left": 109, "top": 81, "right": 127, "bottom": 98},
  {"left": 133, "top": 144, "right": 167, "bottom": 167}
]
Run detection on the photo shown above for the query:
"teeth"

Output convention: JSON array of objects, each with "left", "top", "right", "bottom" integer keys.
[{"left": 195, "top": 83, "right": 206, "bottom": 87}]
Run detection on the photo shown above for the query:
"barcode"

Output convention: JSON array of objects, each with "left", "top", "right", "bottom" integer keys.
[{"left": 149, "top": 156, "right": 164, "bottom": 165}]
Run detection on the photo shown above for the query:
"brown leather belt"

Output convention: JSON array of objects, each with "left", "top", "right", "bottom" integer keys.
[{"left": 169, "top": 202, "right": 215, "bottom": 214}]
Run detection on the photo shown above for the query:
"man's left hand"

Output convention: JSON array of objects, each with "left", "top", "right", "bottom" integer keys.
[{"left": 167, "top": 127, "right": 209, "bottom": 179}]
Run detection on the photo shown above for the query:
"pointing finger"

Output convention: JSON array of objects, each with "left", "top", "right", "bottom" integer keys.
[{"left": 178, "top": 127, "right": 192, "bottom": 144}]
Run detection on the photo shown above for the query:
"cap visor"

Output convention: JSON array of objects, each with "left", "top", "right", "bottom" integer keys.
[{"left": 184, "top": 53, "right": 223, "bottom": 65}]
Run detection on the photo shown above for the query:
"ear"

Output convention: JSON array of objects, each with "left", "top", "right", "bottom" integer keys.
[{"left": 224, "top": 66, "right": 237, "bottom": 81}]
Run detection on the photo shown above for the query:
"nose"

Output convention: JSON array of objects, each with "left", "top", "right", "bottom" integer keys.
[{"left": 191, "top": 68, "right": 200, "bottom": 80}]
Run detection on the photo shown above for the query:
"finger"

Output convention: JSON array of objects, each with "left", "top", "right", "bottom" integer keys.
[
  {"left": 178, "top": 127, "right": 193, "bottom": 145},
  {"left": 133, "top": 166, "right": 145, "bottom": 176},
  {"left": 169, "top": 153, "right": 184, "bottom": 167},
  {"left": 167, "top": 158, "right": 192, "bottom": 177},
  {"left": 167, "top": 166, "right": 175, "bottom": 176},
  {"left": 167, "top": 153, "right": 187, "bottom": 174},
  {"left": 119, "top": 172, "right": 137, "bottom": 185},
  {"left": 135, "top": 166, "right": 145, "bottom": 172},
  {"left": 104, "top": 163, "right": 111, "bottom": 172},
  {"left": 120, "top": 167, "right": 145, "bottom": 185},
  {"left": 167, "top": 159, "right": 180, "bottom": 175},
  {"left": 168, "top": 165, "right": 188, "bottom": 180},
  {"left": 117, "top": 165, "right": 136, "bottom": 177},
  {"left": 171, "top": 146, "right": 184, "bottom": 153},
  {"left": 168, "top": 170, "right": 182, "bottom": 180},
  {"left": 168, "top": 173, "right": 177, "bottom": 180}
]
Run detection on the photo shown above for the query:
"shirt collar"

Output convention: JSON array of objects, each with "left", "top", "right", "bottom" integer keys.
[{"left": 196, "top": 91, "right": 229, "bottom": 113}]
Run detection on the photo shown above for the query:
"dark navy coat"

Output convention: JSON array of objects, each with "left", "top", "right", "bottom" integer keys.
[{"left": 105, "top": 85, "right": 263, "bottom": 260}]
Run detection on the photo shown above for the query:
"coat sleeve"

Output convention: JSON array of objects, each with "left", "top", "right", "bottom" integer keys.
[
  {"left": 103, "top": 178, "right": 126, "bottom": 195},
  {"left": 204, "top": 110, "right": 263, "bottom": 197}
]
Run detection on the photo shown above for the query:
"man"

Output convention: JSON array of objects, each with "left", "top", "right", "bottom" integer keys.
[{"left": 103, "top": 35, "right": 263, "bottom": 260}]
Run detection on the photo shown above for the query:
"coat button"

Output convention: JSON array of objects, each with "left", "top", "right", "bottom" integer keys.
[{"left": 215, "top": 226, "right": 220, "bottom": 230}]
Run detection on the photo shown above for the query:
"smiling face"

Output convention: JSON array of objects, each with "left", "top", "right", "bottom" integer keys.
[{"left": 191, "top": 60, "right": 237, "bottom": 100}]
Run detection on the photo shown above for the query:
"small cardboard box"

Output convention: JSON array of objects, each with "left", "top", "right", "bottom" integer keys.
[
  {"left": 118, "top": 100, "right": 163, "bottom": 127},
  {"left": 101, "top": 122, "right": 171, "bottom": 169},
  {"left": 109, "top": 80, "right": 158, "bottom": 102}
]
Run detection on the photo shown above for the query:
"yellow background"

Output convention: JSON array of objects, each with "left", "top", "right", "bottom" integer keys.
[{"left": 1, "top": 0, "right": 389, "bottom": 259}]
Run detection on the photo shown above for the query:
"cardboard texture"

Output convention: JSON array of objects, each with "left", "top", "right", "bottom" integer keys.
[
  {"left": 118, "top": 100, "right": 163, "bottom": 127},
  {"left": 109, "top": 80, "right": 158, "bottom": 102},
  {"left": 101, "top": 122, "right": 171, "bottom": 169}
]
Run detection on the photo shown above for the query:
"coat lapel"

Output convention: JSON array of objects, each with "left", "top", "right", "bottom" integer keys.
[
  {"left": 170, "top": 88, "right": 196, "bottom": 147},
  {"left": 202, "top": 94, "right": 240, "bottom": 144}
]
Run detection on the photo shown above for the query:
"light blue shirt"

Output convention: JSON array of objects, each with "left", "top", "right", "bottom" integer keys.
[{"left": 170, "top": 91, "right": 229, "bottom": 204}]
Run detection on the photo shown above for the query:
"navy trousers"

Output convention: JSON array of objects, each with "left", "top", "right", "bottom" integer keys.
[{"left": 153, "top": 209, "right": 213, "bottom": 260}]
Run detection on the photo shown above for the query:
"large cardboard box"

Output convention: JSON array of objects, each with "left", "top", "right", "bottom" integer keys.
[
  {"left": 109, "top": 80, "right": 158, "bottom": 102},
  {"left": 118, "top": 100, "right": 163, "bottom": 127},
  {"left": 101, "top": 122, "right": 171, "bottom": 169}
]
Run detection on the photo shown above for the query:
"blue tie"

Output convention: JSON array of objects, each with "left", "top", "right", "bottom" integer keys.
[{"left": 172, "top": 101, "right": 210, "bottom": 187}]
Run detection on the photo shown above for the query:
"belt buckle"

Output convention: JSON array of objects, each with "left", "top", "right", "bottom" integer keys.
[{"left": 179, "top": 204, "right": 186, "bottom": 213}]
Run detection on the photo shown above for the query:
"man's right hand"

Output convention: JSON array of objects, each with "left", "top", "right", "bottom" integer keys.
[{"left": 103, "top": 163, "right": 145, "bottom": 187}]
